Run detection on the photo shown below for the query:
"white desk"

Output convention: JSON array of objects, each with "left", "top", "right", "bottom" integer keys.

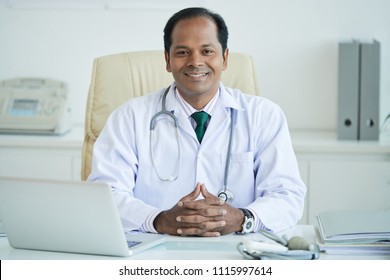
[{"left": 1, "top": 225, "right": 388, "bottom": 260}]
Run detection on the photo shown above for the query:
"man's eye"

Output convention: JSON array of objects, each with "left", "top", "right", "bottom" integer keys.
[
  {"left": 203, "top": 49, "right": 214, "bottom": 55},
  {"left": 176, "top": 50, "right": 188, "bottom": 56}
]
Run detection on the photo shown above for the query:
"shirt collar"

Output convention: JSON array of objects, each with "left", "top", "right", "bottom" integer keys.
[
  {"left": 175, "top": 87, "right": 219, "bottom": 117},
  {"left": 164, "top": 82, "right": 244, "bottom": 113}
]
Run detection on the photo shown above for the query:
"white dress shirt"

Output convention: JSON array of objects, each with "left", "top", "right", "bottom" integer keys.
[{"left": 175, "top": 87, "right": 218, "bottom": 129}]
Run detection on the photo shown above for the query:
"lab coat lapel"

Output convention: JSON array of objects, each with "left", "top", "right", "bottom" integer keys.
[
  {"left": 202, "top": 86, "right": 242, "bottom": 143},
  {"left": 176, "top": 108, "right": 198, "bottom": 139},
  {"left": 202, "top": 104, "right": 228, "bottom": 142}
]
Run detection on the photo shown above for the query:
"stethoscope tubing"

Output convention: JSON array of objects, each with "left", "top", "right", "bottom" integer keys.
[{"left": 149, "top": 86, "right": 235, "bottom": 202}]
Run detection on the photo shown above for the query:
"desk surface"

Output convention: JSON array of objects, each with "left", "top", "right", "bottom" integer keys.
[{"left": 1, "top": 225, "right": 389, "bottom": 260}]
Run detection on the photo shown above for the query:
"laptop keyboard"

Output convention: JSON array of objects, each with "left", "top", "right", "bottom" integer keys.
[{"left": 127, "top": 240, "right": 142, "bottom": 248}]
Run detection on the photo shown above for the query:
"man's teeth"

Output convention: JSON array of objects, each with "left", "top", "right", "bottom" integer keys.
[{"left": 187, "top": 73, "right": 207, "bottom": 77}]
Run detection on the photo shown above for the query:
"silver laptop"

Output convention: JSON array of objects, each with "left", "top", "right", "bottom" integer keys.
[{"left": 0, "top": 177, "right": 165, "bottom": 257}]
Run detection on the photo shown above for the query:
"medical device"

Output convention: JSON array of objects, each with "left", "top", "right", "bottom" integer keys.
[
  {"left": 149, "top": 86, "right": 181, "bottom": 182},
  {"left": 237, "top": 230, "right": 320, "bottom": 260},
  {"left": 149, "top": 86, "right": 235, "bottom": 203},
  {"left": 0, "top": 78, "right": 71, "bottom": 135}
]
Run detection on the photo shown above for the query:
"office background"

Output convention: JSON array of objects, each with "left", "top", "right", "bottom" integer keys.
[{"left": 0, "top": 0, "right": 389, "bottom": 131}]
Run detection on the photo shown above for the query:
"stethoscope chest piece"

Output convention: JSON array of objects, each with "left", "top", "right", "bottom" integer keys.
[{"left": 218, "top": 189, "right": 234, "bottom": 204}]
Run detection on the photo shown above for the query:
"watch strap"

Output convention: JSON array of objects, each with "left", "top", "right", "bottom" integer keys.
[{"left": 239, "top": 208, "right": 254, "bottom": 219}]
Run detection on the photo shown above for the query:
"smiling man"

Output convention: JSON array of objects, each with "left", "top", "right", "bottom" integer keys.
[
  {"left": 164, "top": 15, "right": 228, "bottom": 110},
  {"left": 88, "top": 7, "right": 306, "bottom": 237}
]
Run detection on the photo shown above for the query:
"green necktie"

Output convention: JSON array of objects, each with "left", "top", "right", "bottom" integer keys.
[{"left": 191, "top": 111, "right": 210, "bottom": 143}]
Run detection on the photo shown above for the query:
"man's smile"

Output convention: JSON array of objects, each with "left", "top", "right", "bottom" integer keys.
[{"left": 184, "top": 71, "right": 210, "bottom": 80}]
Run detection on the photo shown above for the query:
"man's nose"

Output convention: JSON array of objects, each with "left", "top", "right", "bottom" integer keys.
[{"left": 186, "top": 52, "right": 204, "bottom": 67}]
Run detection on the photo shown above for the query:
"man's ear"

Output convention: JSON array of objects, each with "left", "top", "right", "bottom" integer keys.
[
  {"left": 164, "top": 51, "right": 172, "bottom": 73},
  {"left": 222, "top": 48, "right": 229, "bottom": 71}
]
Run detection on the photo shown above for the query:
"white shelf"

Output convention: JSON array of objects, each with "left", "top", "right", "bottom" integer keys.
[
  {"left": 291, "top": 130, "right": 390, "bottom": 155},
  {"left": 0, "top": 125, "right": 83, "bottom": 149},
  {"left": 2, "top": 128, "right": 390, "bottom": 154}
]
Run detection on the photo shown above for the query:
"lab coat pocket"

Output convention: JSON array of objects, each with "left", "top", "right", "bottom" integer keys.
[
  {"left": 220, "top": 151, "right": 255, "bottom": 205},
  {"left": 221, "top": 151, "right": 254, "bottom": 180},
  {"left": 224, "top": 151, "right": 254, "bottom": 164}
]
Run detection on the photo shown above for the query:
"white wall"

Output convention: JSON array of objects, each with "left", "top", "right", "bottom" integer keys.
[{"left": 1, "top": 0, "right": 389, "bottom": 131}]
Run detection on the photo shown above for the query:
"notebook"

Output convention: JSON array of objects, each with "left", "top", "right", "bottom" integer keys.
[
  {"left": 316, "top": 209, "right": 390, "bottom": 255},
  {"left": 317, "top": 209, "right": 390, "bottom": 243},
  {"left": 0, "top": 177, "right": 165, "bottom": 257}
]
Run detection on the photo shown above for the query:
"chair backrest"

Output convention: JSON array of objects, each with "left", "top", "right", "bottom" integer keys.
[{"left": 81, "top": 50, "right": 260, "bottom": 180}]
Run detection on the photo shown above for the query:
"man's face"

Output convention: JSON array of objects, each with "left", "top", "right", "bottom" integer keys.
[{"left": 165, "top": 16, "right": 228, "bottom": 109}]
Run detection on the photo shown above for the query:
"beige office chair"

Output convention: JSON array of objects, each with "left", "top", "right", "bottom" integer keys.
[{"left": 81, "top": 50, "right": 260, "bottom": 180}]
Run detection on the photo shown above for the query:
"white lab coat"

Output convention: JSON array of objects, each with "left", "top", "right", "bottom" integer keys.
[{"left": 88, "top": 82, "right": 306, "bottom": 233}]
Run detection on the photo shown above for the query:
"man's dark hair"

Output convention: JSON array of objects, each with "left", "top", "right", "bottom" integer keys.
[{"left": 163, "top": 7, "right": 229, "bottom": 55}]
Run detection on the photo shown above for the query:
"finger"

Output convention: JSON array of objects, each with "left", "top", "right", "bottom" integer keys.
[
  {"left": 176, "top": 214, "right": 208, "bottom": 224},
  {"left": 201, "top": 231, "right": 221, "bottom": 237},
  {"left": 185, "top": 219, "right": 226, "bottom": 231},
  {"left": 187, "top": 182, "right": 202, "bottom": 200},
  {"left": 177, "top": 207, "right": 227, "bottom": 222},
  {"left": 177, "top": 227, "right": 221, "bottom": 237},
  {"left": 200, "top": 184, "right": 224, "bottom": 205},
  {"left": 181, "top": 198, "right": 224, "bottom": 211},
  {"left": 177, "top": 220, "right": 226, "bottom": 237},
  {"left": 176, "top": 209, "right": 226, "bottom": 224},
  {"left": 178, "top": 183, "right": 202, "bottom": 206}
]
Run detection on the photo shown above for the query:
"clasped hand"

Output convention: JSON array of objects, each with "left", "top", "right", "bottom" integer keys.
[{"left": 154, "top": 183, "right": 243, "bottom": 237}]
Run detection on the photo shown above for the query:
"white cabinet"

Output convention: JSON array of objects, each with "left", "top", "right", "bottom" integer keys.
[
  {"left": 0, "top": 126, "right": 83, "bottom": 181},
  {"left": 293, "top": 131, "right": 390, "bottom": 225},
  {"left": 307, "top": 160, "right": 390, "bottom": 224}
]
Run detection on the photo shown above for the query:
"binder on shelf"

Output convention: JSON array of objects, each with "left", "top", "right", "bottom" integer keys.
[
  {"left": 359, "top": 40, "right": 380, "bottom": 140},
  {"left": 337, "top": 41, "right": 360, "bottom": 140},
  {"left": 337, "top": 39, "right": 381, "bottom": 141}
]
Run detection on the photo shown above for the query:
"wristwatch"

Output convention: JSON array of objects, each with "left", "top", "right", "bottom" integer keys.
[{"left": 237, "top": 208, "right": 255, "bottom": 234}]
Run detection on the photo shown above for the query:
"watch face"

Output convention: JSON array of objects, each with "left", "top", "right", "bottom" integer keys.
[
  {"left": 239, "top": 208, "right": 254, "bottom": 234},
  {"left": 245, "top": 220, "right": 253, "bottom": 231},
  {"left": 242, "top": 217, "right": 254, "bottom": 233}
]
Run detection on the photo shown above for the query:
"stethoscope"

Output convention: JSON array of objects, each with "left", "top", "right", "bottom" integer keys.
[{"left": 149, "top": 86, "right": 235, "bottom": 203}]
